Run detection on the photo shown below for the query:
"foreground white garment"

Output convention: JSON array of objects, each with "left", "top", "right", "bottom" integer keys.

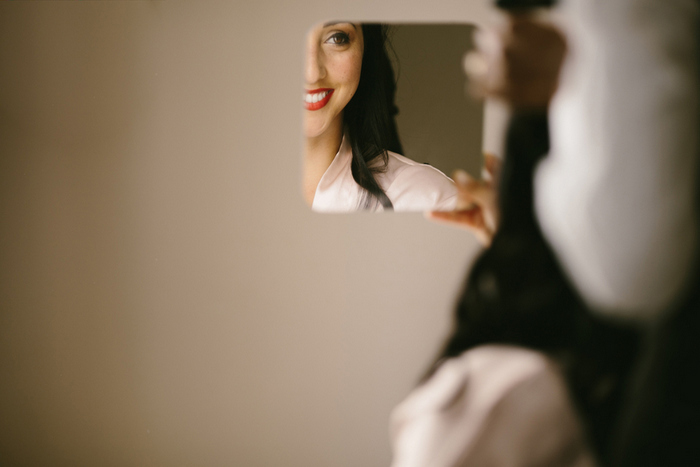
[
  {"left": 311, "top": 136, "right": 457, "bottom": 212},
  {"left": 390, "top": 346, "right": 596, "bottom": 467},
  {"left": 536, "top": 0, "right": 699, "bottom": 318}
]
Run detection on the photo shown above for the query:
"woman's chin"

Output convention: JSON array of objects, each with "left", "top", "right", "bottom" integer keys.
[
  {"left": 303, "top": 110, "right": 342, "bottom": 140},
  {"left": 303, "top": 120, "right": 328, "bottom": 140},
  {"left": 303, "top": 127, "right": 323, "bottom": 139}
]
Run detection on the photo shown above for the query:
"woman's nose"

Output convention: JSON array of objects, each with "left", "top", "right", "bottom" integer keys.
[{"left": 305, "top": 42, "right": 326, "bottom": 84}]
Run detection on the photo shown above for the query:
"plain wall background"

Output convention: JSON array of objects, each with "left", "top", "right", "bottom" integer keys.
[
  {"left": 392, "top": 24, "right": 484, "bottom": 178},
  {"left": 0, "top": 1, "right": 491, "bottom": 465}
]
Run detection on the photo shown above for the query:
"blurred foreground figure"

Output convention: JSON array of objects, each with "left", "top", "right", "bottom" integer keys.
[
  {"left": 391, "top": 0, "right": 700, "bottom": 465},
  {"left": 537, "top": 0, "right": 699, "bottom": 318},
  {"left": 539, "top": 3, "right": 700, "bottom": 463}
]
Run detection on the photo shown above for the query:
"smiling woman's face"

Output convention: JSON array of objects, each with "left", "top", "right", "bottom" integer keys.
[{"left": 304, "top": 22, "right": 364, "bottom": 139}]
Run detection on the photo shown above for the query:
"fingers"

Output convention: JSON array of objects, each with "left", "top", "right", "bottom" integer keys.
[
  {"left": 483, "top": 152, "right": 502, "bottom": 182},
  {"left": 452, "top": 169, "right": 476, "bottom": 210},
  {"left": 453, "top": 169, "right": 495, "bottom": 211},
  {"left": 425, "top": 163, "right": 500, "bottom": 246},
  {"left": 464, "top": 27, "right": 505, "bottom": 100},
  {"left": 463, "top": 51, "right": 490, "bottom": 100},
  {"left": 453, "top": 167, "right": 500, "bottom": 239},
  {"left": 425, "top": 210, "right": 493, "bottom": 246},
  {"left": 426, "top": 209, "right": 484, "bottom": 229},
  {"left": 463, "top": 16, "right": 567, "bottom": 109},
  {"left": 424, "top": 168, "right": 499, "bottom": 246}
]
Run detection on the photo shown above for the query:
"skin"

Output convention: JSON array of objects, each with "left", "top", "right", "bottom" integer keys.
[
  {"left": 466, "top": 14, "right": 567, "bottom": 110},
  {"left": 302, "top": 22, "right": 364, "bottom": 206},
  {"left": 426, "top": 153, "right": 501, "bottom": 246},
  {"left": 428, "top": 15, "right": 566, "bottom": 245}
]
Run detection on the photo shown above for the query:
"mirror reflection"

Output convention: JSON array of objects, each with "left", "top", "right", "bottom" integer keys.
[{"left": 302, "top": 22, "right": 482, "bottom": 212}]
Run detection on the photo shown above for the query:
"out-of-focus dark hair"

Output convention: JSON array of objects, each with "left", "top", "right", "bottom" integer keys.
[
  {"left": 428, "top": 115, "right": 641, "bottom": 464},
  {"left": 343, "top": 24, "right": 403, "bottom": 210}
]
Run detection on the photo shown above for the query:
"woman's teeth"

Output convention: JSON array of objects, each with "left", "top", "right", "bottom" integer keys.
[{"left": 305, "top": 90, "right": 331, "bottom": 103}]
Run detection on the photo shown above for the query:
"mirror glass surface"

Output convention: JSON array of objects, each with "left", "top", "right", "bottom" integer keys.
[{"left": 302, "top": 22, "right": 483, "bottom": 213}]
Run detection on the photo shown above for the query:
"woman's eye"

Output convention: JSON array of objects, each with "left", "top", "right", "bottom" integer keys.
[{"left": 326, "top": 32, "right": 350, "bottom": 45}]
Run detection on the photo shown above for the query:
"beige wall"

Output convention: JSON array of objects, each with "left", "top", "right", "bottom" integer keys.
[
  {"left": 0, "top": 1, "right": 490, "bottom": 465},
  {"left": 392, "top": 24, "right": 484, "bottom": 177}
]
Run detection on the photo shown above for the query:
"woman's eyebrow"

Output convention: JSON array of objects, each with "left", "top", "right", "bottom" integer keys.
[{"left": 322, "top": 22, "right": 357, "bottom": 30}]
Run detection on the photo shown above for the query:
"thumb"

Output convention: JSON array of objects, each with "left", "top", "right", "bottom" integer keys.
[
  {"left": 453, "top": 169, "right": 494, "bottom": 210},
  {"left": 483, "top": 153, "right": 502, "bottom": 182}
]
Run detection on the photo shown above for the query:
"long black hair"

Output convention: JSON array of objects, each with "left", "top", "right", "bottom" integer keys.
[
  {"left": 429, "top": 113, "right": 642, "bottom": 464},
  {"left": 343, "top": 24, "right": 403, "bottom": 210}
]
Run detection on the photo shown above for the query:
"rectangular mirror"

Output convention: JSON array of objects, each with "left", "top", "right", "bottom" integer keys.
[{"left": 302, "top": 22, "right": 483, "bottom": 212}]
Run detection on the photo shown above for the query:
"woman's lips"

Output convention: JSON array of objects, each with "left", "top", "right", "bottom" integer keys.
[{"left": 304, "top": 89, "right": 334, "bottom": 110}]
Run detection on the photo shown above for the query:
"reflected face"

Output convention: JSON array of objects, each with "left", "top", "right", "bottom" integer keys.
[{"left": 304, "top": 22, "right": 364, "bottom": 138}]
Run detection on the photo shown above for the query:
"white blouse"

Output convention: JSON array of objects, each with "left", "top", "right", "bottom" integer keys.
[
  {"left": 312, "top": 136, "right": 457, "bottom": 212},
  {"left": 390, "top": 346, "right": 596, "bottom": 467}
]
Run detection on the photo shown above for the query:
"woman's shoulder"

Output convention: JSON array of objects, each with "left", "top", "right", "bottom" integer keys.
[
  {"left": 390, "top": 346, "right": 594, "bottom": 467},
  {"left": 384, "top": 151, "right": 454, "bottom": 185},
  {"left": 379, "top": 151, "right": 457, "bottom": 211}
]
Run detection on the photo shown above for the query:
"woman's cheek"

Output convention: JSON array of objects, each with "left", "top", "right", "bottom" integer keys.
[
  {"left": 349, "top": 51, "right": 363, "bottom": 86},
  {"left": 334, "top": 51, "right": 362, "bottom": 86}
]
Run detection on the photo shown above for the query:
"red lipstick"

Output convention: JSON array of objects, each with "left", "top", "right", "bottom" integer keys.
[{"left": 304, "top": 88, "right": 334, "bottom": 111}]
